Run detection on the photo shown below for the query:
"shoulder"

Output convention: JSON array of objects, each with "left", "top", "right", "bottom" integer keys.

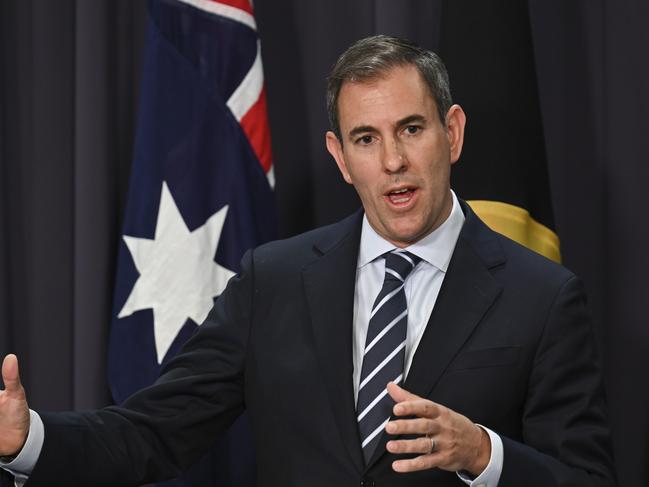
[
  {"left": 496, "top": 236, "right": 584, "bottom": 317},
  {"left": 247, "top": 210, "right": 363, "bottom": 271},
  {"left": 496, "top": 232, "right": 574, "bottom": 282},
  {"left": 458, "top": 201, "right": 577, "bottom": 293}
]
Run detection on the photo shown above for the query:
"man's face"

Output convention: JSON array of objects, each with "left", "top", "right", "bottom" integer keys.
[{"left": 326, "top": 65, "right": 466, "bottom": 248}]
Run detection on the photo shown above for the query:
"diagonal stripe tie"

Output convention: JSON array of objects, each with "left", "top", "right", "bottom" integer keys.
[{"left": 357, "top": 249, "right": 421, "bottom": 463}]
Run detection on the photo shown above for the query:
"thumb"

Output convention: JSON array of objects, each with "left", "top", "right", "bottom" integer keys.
[
  {"left": 387, "top": 381, "right": 420, "bottom": 404},
  {"left": 2, "top": 354, "right": 23, "bottom": 394}
]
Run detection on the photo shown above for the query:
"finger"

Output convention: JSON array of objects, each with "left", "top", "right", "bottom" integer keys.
[
  {"left": 2, "top": 354, "right": 22, "bottom": 393},
  {"left": 392, "top": 454, "right": 440, "bottom": 473},
  {"left": 393, "top": 398, "right": 441, "bottom": 419},
  {"left": 386, "top": 382, "right": 420, "bottom": 403},
  {"left": 387, "top": 436, "right": 437, "bottom": 455},
  {"left": 387, "top": 383, "right": 442, "bottom": 418},
  {"left": 386, "top": 417, "right": 438, "bottom": 436}
]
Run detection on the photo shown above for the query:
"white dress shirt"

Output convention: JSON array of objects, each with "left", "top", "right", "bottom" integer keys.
[
  {"left": 353, "top": 191, "right": 502, "bottom": 487},
  {"left": 1, "top": 192, "right": 502, "bottom": 486}
]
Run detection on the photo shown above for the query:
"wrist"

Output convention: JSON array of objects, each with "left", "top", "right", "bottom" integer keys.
[
  {"left": 0, "top": 439, "right": 25, "bottom": 463},
  {"left": 1, "top": 417, "right": 30, "bottom": 462},
  {"left": 465, "top": 424, "right": 491, "bottom": 476}
]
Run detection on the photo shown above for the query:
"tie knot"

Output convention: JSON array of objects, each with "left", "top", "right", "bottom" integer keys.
[{"left": 384, "top": 250, "right": 420, "bottom": 282}]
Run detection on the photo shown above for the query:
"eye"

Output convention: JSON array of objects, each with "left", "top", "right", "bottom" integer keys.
[
  {"left": 404, "top": 125, "right": 420, "bottom": 135},
  {"left": 355, "top": 135, "right": 375, "bottom": 145}
]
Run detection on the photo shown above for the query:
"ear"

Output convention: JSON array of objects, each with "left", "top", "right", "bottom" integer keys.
[
  {"left": 326, "top": 131, "right": 353, "bottom": 184},
  {"left": 445, "top": 104, "right": 466, "bottom": 165}
]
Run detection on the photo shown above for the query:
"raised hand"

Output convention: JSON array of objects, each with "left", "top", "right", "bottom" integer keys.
[
  {"left": 385, "top": 382, "right": 490, "bottom": 476},
  {"left": 0, "top": 354, "right": 30, "bottom": 458}
]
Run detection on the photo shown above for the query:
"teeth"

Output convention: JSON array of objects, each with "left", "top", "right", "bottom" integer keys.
[{"left": 392, "top": 188, "right": 409, "bottom": 194}]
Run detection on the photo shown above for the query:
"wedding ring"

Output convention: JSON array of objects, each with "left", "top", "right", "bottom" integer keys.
[{"left": 426, "top": 435, "right": 436, "bottom": 454}]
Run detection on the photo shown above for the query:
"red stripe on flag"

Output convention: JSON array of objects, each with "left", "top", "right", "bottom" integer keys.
[
  {"left": 240, "top": 87, "right": 272, "bottom": 173},
  {"left": 208, "top": 0, "right": 254, "bottom": 16}
]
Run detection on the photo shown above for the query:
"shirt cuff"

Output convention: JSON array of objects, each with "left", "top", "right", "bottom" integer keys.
[
  {"left": 0, "top": 409, "right": 44, "bottom": 482},
  {"left": 456, "top": 425, "right": 503, "bottom": 487}
]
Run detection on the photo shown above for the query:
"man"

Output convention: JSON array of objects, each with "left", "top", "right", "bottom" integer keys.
[{"left": 0, "top": 35, "right": 614, "bottom": 486}]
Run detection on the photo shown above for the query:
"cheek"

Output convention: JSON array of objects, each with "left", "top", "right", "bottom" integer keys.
[
  {"left": 355, "top": 183, "right": 375, "bottom": 205},
  {"left": 425, "top": 158, "right": 451, "bottom": 185},
  {"left": 353, "top": 183, "right": 382, "bottom": 215},
  {"left": 346, "top": 161, "right": 377, "bottom": 192}
]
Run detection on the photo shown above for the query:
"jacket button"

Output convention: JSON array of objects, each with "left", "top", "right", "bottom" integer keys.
[{"left": 360, "top": 479, "right": 375, "bottom": 487}]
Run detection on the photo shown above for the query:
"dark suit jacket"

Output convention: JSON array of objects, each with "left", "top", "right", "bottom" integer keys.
[{"left": 17, "top": 204, "right": 614, "bottom": 486}]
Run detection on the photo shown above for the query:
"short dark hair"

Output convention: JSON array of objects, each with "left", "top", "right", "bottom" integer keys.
[{"left": 326, "top": 35, "right": 453, "bottom": 141}]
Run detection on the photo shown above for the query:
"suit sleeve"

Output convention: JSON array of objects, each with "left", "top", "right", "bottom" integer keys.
[
  {"left": 499, "top": 276, "right": 616, "bottom": 486},
  {"left": 25, "top": 250, "right": 257, "bottom": 487}
]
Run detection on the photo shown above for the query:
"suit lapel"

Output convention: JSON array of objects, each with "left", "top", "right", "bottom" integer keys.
[
  {"left": 367, "top": 203, "right": 505, "bottom": 468},
  {"left": 302, "top": 212, "right": 365, "bottom": 473},
  {"left": 404, "top": 235, "right": 503, "bottom": 398}
]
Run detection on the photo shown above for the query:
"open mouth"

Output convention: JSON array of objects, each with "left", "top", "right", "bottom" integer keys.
[{"left": 386, "top": 187, "right": 417, "bottom": 205}]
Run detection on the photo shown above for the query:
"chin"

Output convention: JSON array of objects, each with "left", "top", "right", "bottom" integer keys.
[{"left": 385, "top": 228, "right": 422, "bottom": 247}]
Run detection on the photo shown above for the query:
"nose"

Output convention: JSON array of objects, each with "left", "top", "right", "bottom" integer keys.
[{"left": 381, "top": 138, "right": 407, "bottom": 174}]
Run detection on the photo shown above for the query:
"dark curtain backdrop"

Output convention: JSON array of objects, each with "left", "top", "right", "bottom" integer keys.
[
  {"left": 1, "top": 1, "right": 647, "bottom": 485},
  {"left": 0, "top": 0, "right": 147, "bottom": 410}
]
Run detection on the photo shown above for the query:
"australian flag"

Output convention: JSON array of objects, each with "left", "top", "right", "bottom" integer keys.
[{"left": 108, "top": 0, "right": 276, "bottom": 485}]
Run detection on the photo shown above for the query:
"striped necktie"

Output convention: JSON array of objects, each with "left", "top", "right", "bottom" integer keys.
[{"left": 356, "top": 249, "right": 421, "bottom": 463}]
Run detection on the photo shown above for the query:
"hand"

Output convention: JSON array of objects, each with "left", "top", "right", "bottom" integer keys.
[
  {"left": 0, "top": 354, "right": 30, "bottom": 457},
  {"left": 385, "top": 382, "right": 490, "bottom": 476}
]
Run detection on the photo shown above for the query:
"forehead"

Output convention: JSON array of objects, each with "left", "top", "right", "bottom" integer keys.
[{"left": 337, "top": 65, "right": 437, "bottom": 131}]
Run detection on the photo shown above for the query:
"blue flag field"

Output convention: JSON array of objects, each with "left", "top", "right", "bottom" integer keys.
[{"left": 109, "top": 0, "right": 276, "bottom": 484}]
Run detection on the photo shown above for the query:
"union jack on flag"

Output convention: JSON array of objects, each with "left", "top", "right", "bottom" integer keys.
[{"left": 108, "top": 0, "right": 275, "bottom": 484}]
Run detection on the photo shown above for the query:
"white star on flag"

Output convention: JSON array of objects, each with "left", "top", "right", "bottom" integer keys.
[{"left": 118, "top": 181, "right": 235, "bottom": 363}]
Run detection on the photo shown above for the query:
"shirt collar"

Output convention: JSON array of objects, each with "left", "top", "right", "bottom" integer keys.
[{"left": 357, "top": 190, "right": 465, "bottom": 272}]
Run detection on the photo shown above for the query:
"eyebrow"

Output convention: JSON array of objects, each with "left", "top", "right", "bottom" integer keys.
[
  {"left": 348, "top": 125, "right": 377, "bottom": 140},
  {"left": 396, "top": 114, "right": 427, "bottom": 128},
  {"left": 346, "top": 114, "right": 428, "bottom": 141}
]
